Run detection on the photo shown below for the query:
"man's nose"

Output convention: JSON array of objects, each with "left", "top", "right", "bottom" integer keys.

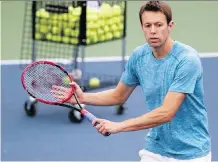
[{"left": 150, "top": 25, "right": 156, "bottom": 34}]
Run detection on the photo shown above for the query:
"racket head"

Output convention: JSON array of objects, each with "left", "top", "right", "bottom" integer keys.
[{"left": 21, "top": 60, "right": 74, "bottom": 104}]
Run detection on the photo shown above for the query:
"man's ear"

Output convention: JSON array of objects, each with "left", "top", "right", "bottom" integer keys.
[{"left": 168, "top": 20, "right": 174, "bottom": 31}]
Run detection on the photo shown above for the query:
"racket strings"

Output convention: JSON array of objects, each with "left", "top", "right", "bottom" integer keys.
[{"left": 24, "top": 63, "right": 71, "bottom": 102}]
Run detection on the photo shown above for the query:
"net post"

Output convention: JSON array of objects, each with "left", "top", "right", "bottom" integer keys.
[
  {"left": 121, "top": 1, "right": 127, "bottom": 72},
  {"left": 123, "top": 1, "right": 127, "bottom": 38},
  {"left": 31, "top": 1, "right": 37, "bottom": 62},
  {"left": 72, "top": 46, "right": 79, "bottom": 70},
  {"left": 78, "top": 1, "right": 87, "bottom": 45}
]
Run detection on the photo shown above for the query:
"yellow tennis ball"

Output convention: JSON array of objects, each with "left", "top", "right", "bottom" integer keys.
[
  {"left": 63, "top": 76, "right": 71, "bottom": 85},
  {"left": 89, "top": 77, "right": 100, "bottom": 88}
]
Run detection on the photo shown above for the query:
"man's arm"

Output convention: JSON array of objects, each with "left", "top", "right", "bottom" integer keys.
[
  {"left": 117, "top": 55, "right": 201, "bottom": 132},
  {"left": 82, "top": 82, "right": 136, "bottom": 106},
  {"left": 118, "top": 91, "right": 186, "bottom": 132},
  {"left": 94, "top": 92, "right": 186, "bottom": 135}
]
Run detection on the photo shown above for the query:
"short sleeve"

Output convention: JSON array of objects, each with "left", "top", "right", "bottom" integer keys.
[
  {"left": 168, "top": 55, "right": 202, "bottom": 94},
  {"left": 120, "top": 52, "right": 139, "bottom": 86}
]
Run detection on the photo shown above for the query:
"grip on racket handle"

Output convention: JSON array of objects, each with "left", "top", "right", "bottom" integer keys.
[
  {"left": 83, "top": 110, "right": 96, "bottom": 122},
  {"left": 81, "top": 109, "right": 111, "bottom": 136},
  {"left": 93, "top": 122, "right": 111, "bottom": 136}
]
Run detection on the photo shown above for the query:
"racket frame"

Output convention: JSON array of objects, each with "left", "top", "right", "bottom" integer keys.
[
  {"left": 21, "top": 60, "right": 111, "bottom": 136},
  {"left": 21, "top": 60, "right": 75, "bottom": 105}
]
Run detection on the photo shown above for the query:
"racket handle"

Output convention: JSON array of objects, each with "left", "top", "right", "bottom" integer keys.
[
  {"left": 83, "top": 110, "right": 96, "bottom": 122},
  {"left": 81, "top": 109, "right": 111, "bottom": 136},
  {"left": 94, "top": 122, "right": 111, "bottom": 137}
]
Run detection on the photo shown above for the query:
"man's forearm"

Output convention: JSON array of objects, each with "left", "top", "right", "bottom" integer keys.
[
  {"left": 119, "top": 107, "right": 171, "bottom": 132},
  {"left": 82, "top": 89, "right": 124, "bottom": 106}
]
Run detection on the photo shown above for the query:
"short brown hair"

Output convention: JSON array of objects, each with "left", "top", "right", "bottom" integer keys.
[{"left": 139, "top": 1, "right": 172, "bottom": 25}]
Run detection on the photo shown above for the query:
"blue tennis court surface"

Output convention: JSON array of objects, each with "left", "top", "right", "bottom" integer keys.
[{"left": 1, "top": 57, "right": 218, "bottom": 161}]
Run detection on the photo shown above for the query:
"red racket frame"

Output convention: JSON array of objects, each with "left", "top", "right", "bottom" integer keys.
[{"left": 21, "top": 60, "right": 75, "bottom": 104}]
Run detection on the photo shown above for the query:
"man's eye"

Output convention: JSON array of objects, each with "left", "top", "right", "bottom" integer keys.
[{"left": 144, "top": 24, "right": 150, "bottom": 28}]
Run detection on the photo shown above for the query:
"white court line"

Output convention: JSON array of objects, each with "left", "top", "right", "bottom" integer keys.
[
  {"left": 0, "top": 53, "right": 218, "bottom": 65},
  {"left": 198, "top": 52, "right": 218, "bottom": 58}
]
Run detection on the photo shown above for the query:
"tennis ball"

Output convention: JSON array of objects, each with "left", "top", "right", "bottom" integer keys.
[
  {"left": 51, "top": 13, "right": 58, "bottom": 20},
  {"left": 64, "top": 28, "right": 71, "bottom": 36},
  {"left": 105, "top": 32, "right": 113, "bottom": 40},
  {"left": 40, "top": 11, "right": 49, "bottom": 19},
  {"left": 103, "top": 26, "right": 110, "bottom": 33},
  {"left": 97, "top": 28, "right": 104, "bottom": 36},
  {"left": 113, "top": 31, "right": 122, "bottom": 38},
  {"left": 72, "top": 7, "right": 81, "bottom": 17},
  {"left": 99, "top": 3, "right": 112, "bottom": 18},
  {"left": 110, "top": 24, "right": 118, "bottom": 32},
  {"left": 112, "top": 5, "right": 122, "bottom": 16},
  {"left": 70, "top": 38, "right": 78, "bottom": 45},
  {"left": 86, "top": 38, "right": 91, "bottom": 44},
  {"left": 70, "top": 30, "right": 79, "bottom": 37},
  {"left": 91, "top": 35, "right": 98, "bottom": 43},
  {"left": 62, "top": 13, "right": 68, "bottom": 21},
  {"left": 98, "top": 35, "right": 105, "bottom": 42},
  {"left": 87, "top": 8, "right": 98, "bottom": 15},
  {"left": 56, "top": 35, "right": 62, "bottom": 42},
  {"left": 86, "top": 30, "right": 95, "bottom": 37},
  {"left": 36, "top": 8, "right": 49, "bottom": 18},
  {"left": 52, "top": 35, "right": 59, "bottom": 42},
  {"left": 39, "top": 18, "right": 47, "bottom": 25},
  {"left": 101, "top": 3, "right": 111, "bottom": 10},
  {"left": 58, "top": 14, "right": 63, "bottom": 21},
  {"left": 35, "top": 32, "right": 42, "bottom": 40},
  {"left": 107, "top": 19, "right": 114, "bottom": 26},
  {"left": 68, "top": 16, "right": 77, "bottom": 24},
  {"left": 74, "top": 30, "right": 79, "bottom": 37},
  {"left": 52, "top": 20, "right": 58, "bottom": 26},
  {"left": 87, "top": 21, "right": 99, "bottom": 29},
  {"left": 87, "top": 14, "right": 98, "bottom": 22},
  {"left": 46, "top": 33, "right": 52, "bottom": 40},
  {"left": 62, "top": 36, "right": 70, "bottom": 43},
  {"left": 39, "top": 25, "right": 48, "bottom": 33},
  {"left": 117, "top": 23, "right": 124, "bottom": 31},
  {"left": 63, "top": 76, "right": 71, "bottom": 85},
  {"left": 111, "top": 17, "right": 120, "bottom": 24},
  {"left": 68, "top": 6, "right": 74, "bottom": 13},
  {"left": 98, "top": 20, "right": 104, "bottom": 27},
  {"left": 62, "top": 22, "right": 68, "bottom": 28},
  {"left": 89, "top": 77, "right": 100, "bottom": 88},
  {"left": 52, "top": 26, "right": 60, "bottom": 34},
  {"left": 36, "top": 10, "right": 41, "bottom": 17}
]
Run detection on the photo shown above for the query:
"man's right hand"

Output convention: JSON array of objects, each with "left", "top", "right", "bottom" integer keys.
[
  {"left": 69, "top": 82, "right": 84, "bottom": 104},
  {"left": 51, "top": 81, "right": 84, "bottom": 104}
]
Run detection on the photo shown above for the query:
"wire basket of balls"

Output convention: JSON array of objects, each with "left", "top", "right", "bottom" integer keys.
[{"left": 32, "top": 1, "right": 126, "bottom": 45}]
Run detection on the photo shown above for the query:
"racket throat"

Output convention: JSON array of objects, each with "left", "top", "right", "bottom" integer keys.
[{"left": 80, "top": 109, "right": 87, "bottom": 116}]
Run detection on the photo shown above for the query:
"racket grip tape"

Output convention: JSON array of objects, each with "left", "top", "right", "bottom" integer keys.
[{"left": 81, "top": 109, "right": 111, "bottom": 136}]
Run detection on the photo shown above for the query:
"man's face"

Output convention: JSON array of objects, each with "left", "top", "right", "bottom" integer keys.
[{"left": 141, "top": 11, "right": 174, "bottom": 48}]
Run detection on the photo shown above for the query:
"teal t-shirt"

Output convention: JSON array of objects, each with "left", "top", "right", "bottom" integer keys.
[{"left": 120, "top": 41, "right": 211, "bottom": 159}]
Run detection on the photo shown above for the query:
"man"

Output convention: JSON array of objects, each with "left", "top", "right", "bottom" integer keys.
[{"left": 52, "top": 1, "right": 211, "bottom": 161}]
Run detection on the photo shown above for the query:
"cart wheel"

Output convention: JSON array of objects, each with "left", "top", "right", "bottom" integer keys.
[
  {"left": 24, "top": 101, "right": 37, "bottom": 117},
  {"left": 116, "top": 105, "right": 125, "bottom": 115},
  {"left": 68, "top": 109, "right": 84, "bottom": 123}
]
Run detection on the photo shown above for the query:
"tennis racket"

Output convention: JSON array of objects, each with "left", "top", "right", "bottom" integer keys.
[{"left": 21, "top": 60, "right": 110, "bottom": 136}]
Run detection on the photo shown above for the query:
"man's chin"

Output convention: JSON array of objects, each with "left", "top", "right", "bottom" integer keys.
[{"left": 148, "top": 42, "right": 162, "bottom": 48}]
